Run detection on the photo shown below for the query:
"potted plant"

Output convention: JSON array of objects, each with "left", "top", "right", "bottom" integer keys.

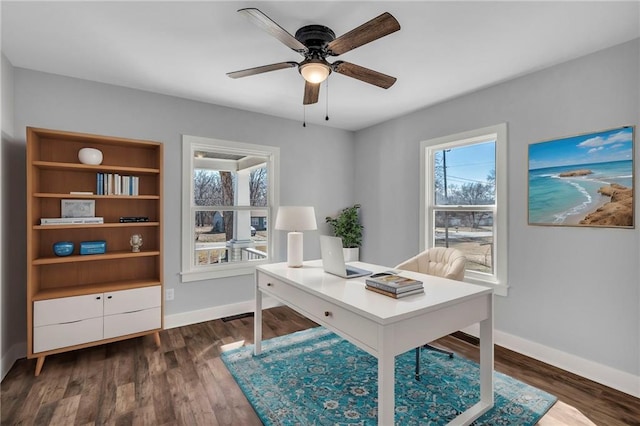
[{"left": 325, "top": 204, "right": 363, "bottom": 261}]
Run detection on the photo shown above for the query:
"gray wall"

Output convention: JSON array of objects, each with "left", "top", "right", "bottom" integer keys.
[
  {"left": 354, "top": 39, "right": 639, "bottom": 376},
  {"left": 4, "top": 68, "right": 355, "bottom": 365},
  {"left": 2, "top": 52, "right": 19, "bottom": 374}
]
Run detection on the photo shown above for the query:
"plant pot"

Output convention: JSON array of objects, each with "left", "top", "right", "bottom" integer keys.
[{"left": 343, "top": 247, "right": 359, "bottom": 262}]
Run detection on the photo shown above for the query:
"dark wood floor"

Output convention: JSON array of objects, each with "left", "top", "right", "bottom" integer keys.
[{"left": 2, "top": 306, "right": 639, "bottom": 425}]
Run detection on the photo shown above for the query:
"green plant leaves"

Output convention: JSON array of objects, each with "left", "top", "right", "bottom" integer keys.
[{"left": 325, "top": 204, "right": 363, "bottom": 248}]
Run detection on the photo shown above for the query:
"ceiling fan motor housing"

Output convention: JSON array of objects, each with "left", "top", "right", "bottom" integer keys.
[{"left": 295, "top": 25, "right": 336, "bottom": 53}]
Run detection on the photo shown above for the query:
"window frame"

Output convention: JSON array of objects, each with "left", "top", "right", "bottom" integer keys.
[
  {"left": 181, "top": 134, "right": 279, "bottom": 282},
  {"left": 420, "top": 123, "right": 508, "bottom": 296}
]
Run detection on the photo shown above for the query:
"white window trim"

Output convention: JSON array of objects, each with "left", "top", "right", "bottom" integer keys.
[
  {"left": 420, "top": 123, "right": 508, "bottom": 296},
  {"left": 181, "top": 134, "right": 280, "bottom": 282}
]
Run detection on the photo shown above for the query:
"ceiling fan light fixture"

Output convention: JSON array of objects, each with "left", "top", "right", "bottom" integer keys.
[{"left": 299, "top": 60, "right": 331, "bottom": 84}]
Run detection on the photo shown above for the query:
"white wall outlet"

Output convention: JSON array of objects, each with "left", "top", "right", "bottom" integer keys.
[{"left": 165, "top": 288, "right": 174, "bottom": 301}]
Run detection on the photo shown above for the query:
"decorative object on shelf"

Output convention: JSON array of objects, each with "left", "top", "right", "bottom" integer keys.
[
  {"left": 130, "top": 234, "right": 143, "bottom": 253},
  {"left": 78, "top": 147, "right": 103, "bottom": 165},
  {"left": 80, "top": 240, "right": 106, "bottom": 255},
  {"left": 52, "top": 241, "right": 74, "bottom": 257},
  {"left": 120, "top": 216, "right": 149, "bottom": 223},
  {"left": 528, "top": 125, "right": 634, "bottom": 228},
  {"left": 325, "top": 204, "right": 363, "bottom": 261},
  {"left": 61, "top": 199, "right": 96, "bottom": 218},
  {"left": 275, "top": 206, "right": 317, "bottom": 267}
]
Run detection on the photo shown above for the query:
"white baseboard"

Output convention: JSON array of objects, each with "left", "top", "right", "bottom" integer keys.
[
  {"left": 460, "top": 324, "right": 640, "bottom": 398},
  {"left": 1, "top": 341, "right": 26, "bottom": 381},
  {"left": 164, "top": 296, "right": 282, "bottom": 330}
]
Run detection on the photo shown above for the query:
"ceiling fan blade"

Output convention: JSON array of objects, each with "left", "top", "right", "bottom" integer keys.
[
  {"left": 332, "top": 61, "right": 396, "bottom": 89},
  {"left": 227, "top": 62, "right": 298, "bottom": 79},
  {"left": 238, "top": 8, "right": 308, "bottom": 54},
  {"left": 327, "top": 12, "right": 400, "bottom": 56},
  {"left": 303, "top": 81, "right": 320, "bottom": 105}
]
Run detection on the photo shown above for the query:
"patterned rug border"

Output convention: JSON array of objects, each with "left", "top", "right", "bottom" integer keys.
[{"left": 222, "top": 327, "right": 557, "bottom": 425}]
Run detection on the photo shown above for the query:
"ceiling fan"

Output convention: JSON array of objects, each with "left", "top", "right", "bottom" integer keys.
[{"left": 227, "top": 8, "right": 401, "bottom": 105}]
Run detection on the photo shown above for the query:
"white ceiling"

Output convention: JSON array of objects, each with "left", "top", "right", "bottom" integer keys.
[{"left": 2, "top": 1, "right": 639, "bottom": 131}]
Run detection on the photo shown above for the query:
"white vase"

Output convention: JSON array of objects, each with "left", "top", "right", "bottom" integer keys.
[
  {"left": 343, "top": 247, "right": 359, "bottom": 262},
  {"left": 78, "top": 147, "right": 103, "bottom": 165}
]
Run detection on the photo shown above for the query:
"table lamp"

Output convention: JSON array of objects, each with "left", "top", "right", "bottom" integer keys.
[{"left": 275, "top": 206, "right": 317, "bottom": 267}]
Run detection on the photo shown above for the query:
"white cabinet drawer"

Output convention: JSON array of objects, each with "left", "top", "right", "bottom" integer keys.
[
  {"left": 104, "top": 286, "right": 161, "bottom": 316},
  {"left": 258, "top": 275, "right": 377, "bottom": 350},
  {"left": 34, "top": 317, "right": 103, "bottom": 353},
  {"left": 34, "top": 293, "right": 103, "bottom": 327},
  {"left": 104, "top": 307, "right": 161, "bottom": 339}
]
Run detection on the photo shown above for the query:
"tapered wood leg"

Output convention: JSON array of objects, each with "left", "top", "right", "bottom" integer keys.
[
  {"left": 153, "top": 331, "right": 161, "bottom": 348},
  {"left": 34, "top": 356, "right": 45, "bottom": 376}
]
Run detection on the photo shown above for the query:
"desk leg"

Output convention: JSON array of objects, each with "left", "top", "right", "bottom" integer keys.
[
  {"left": 479, "top": 295, "right": 494, "bottom": 408},
  {"left": 378, "top": 336, "right": 395, "bottom": 425},
  {"left": 254, "top": 281, "right": 262, "bottom": 356}
]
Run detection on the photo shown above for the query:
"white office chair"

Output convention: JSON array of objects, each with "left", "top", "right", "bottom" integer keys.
[{"left": 395, "top": 247, "right": 466, "bottom": 380}]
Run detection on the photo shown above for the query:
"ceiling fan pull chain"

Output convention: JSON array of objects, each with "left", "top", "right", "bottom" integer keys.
[
  {"left": 303, "top": 105, "right": 306, "bottom": 127},
  {"left": 325, "top": 79, "right": 330, "bottom": 121}
]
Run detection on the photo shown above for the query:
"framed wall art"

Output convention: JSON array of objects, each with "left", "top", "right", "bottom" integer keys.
[
  {"left": 528, "top": 125, "right": 634, "bottom": 228},
  {"left": 61, "top": 199, "right": 96, "bottom": 218}
]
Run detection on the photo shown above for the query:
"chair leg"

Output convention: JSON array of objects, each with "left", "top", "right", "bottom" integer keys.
[
  {"left": 415, "top": 347, "right": 421, "bottom": 381},
  {"left": 424, "top": 343, "right": 454, "bottom": 358}
]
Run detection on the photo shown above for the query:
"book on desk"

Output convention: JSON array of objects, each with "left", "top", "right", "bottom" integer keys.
[{"left": 365, "top": 272, "right": 424, "bottom": 298}]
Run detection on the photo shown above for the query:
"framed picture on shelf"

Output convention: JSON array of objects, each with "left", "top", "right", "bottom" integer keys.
[
  {"left": 528, "top": 125, "right": 634, "bottom": 228},
  {"left": 61, "top": 199, "right": 96, "bottom": 218}
]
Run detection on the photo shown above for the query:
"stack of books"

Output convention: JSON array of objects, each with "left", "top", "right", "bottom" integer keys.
[{"left": 365, "top": 272, "right": 424, "bottom": 299}]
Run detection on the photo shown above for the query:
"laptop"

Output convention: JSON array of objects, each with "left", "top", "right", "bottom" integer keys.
[{"left": 320, "top": 235, "right": 372, "bottom": 278}]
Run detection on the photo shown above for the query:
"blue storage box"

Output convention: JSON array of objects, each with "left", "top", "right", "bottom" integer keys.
[
  {"left": 53, "top": 241, "right": 74, "bottom": 256},
  {"left": 80, "top": 240, "right": 106, "bottom": 255}
]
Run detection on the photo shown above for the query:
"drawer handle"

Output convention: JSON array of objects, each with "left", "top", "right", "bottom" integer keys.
[
  {"left": 107, "top": 296, "right": 113, "bottom": 299},
  {"left": 267, "top": 283, "right": 273, "bottom": 287},
  {"left": 324, "top": 311, "right": 331, "bottom": 317},
  {"left": 96, "top": 296, "right": 101, "bottom": 300}
]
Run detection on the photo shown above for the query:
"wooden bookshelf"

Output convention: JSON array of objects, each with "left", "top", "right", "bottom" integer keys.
[{"left": 26, "top": 127, "right": 164, "bottom": 376}]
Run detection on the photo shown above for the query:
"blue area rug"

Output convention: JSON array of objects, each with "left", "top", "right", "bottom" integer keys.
[{"left": 221, "top": 327, "right": 557, "bottom": 425}]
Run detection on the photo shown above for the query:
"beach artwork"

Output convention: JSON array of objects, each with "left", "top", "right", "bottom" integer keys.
[{"left": 528, "top": 126, "right": 634, "bottom": 228}]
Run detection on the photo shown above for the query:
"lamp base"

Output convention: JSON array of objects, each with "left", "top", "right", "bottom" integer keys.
[{"left": 287, "top": 232, "right": 304, "bottom": 268}]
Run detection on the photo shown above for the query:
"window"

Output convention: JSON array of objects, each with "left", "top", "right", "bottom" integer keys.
[
  {"left": 181, "top": 135, "right": 279, "bottom": 282},
  {"left": 420, "top": 123, "right": 508, "bottom": 295}
]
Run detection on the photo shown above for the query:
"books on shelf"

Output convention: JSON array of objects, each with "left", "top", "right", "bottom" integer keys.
[
  {"left": 96, "top": 173, "right": 139, "bottom": 196},
  {"left": 40, "top": 217, "right": 104, "bottom": 225},
  {"left": 365, "top": 271, "right": 424, "bottom": 299}
]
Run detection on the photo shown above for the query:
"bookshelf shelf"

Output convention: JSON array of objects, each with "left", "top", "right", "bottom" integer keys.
[
  {"left": 34, "top": 193, "right": 160, "bottom": 200},
  {"left": 33, "top": 250, "right": 161, "bottom": 265},
  {"left": 34, "top": 222, "right": 160, "bottom": 230}
]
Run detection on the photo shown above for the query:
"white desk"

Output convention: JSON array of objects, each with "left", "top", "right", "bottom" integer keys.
[{"left": 254, "top": 260, "right": 494, "bottom": 426}]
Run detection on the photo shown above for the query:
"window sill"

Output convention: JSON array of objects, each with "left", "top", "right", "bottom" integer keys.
[
  {"left": 181, "top": 265, "right": 257, "bottom": 282},
  {"left": 465, "top": 276, "right": 509, "bottom": 297}
]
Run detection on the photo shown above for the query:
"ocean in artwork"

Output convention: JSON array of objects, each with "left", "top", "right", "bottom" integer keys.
[{"left": 528, "top": 160, "right": 633, "bottom": 225}]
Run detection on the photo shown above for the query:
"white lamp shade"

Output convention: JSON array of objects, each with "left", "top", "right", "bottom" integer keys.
[{"left": 275, "top": 206, "right": 317, "bottom": 231}]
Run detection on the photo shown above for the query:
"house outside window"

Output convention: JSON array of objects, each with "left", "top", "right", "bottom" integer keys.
[
  {"left": 420, "top": 123, "right": 508, "bottom": 295},
  {"left": 181, "top": 135, "right": 279, "bottom": 282}
]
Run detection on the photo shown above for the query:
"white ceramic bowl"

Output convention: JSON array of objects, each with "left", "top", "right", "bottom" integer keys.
[{"left": 78, "top": 147, "right": 103, "bottom": 165}]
